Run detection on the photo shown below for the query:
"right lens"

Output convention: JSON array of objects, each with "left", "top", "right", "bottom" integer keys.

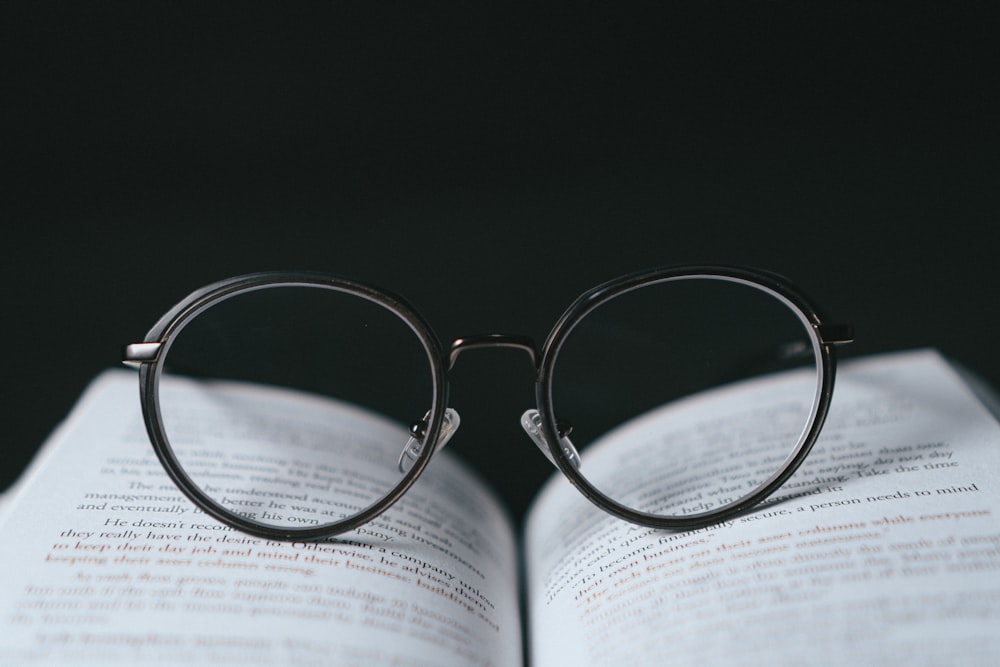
[
  {"left": 547, "top": 274, "right": 823, "bottom": 523},
  {"left": 151, "top": 282, "right": 437, "bottom": 533}
]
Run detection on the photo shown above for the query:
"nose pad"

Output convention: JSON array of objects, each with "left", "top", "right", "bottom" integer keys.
[
  {"left": 397, "top": 409, "right": 461, "bottom": 474},
  {"left": 520, "top": 409, "right": 582, "bottom": 471}
]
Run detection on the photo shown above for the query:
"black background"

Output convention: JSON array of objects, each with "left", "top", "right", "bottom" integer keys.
[{"left": 4, "top": 4, "right": 998, "bottom": 523}]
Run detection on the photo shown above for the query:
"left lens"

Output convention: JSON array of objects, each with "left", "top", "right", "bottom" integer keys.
[{"left": 153, "top": 282, "right": 437, "bottom": 534}]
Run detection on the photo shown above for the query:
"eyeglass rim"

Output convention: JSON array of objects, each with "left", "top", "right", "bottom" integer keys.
[
  {"left": 533, "top": 264, "right": 839, "bottom": 529},
  {"left": 130, "top": 265, "right": 846, "bottom": 540},
  {"left": 134, "top": 271, "right": 451, "bottom": 541}
]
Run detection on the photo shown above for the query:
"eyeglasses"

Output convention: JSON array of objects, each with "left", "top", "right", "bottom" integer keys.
[{"left": 123, "top": 265, "right": 852, "bottom": 541}]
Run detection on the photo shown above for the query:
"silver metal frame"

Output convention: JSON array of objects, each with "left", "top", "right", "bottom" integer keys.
[{"left": 124, "top": 265, "right": 852, "bottom": 540}]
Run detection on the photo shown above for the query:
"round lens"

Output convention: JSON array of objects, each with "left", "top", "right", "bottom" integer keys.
[
  {"left": 548, "top": 275, "right": 823, "bottom": 521},
  {"left": 153, "top": 283, "right": 436, "bottom": 533}
]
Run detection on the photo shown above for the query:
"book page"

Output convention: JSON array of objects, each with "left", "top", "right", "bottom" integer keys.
[
  {"left": 525, "top": 349, "right": 1000, "bottom": 666},
  {"left": 0, "top": 371, "right": 521, "bottom": 667}
]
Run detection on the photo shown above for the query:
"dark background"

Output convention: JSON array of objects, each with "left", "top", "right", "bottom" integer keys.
[{"left": 4, "top": 4, "right": 998, "bottom": 524}]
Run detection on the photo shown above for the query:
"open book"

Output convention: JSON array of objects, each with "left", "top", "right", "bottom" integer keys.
[{"left": 1, "top": 349, "right": 998, "bottom": 665}]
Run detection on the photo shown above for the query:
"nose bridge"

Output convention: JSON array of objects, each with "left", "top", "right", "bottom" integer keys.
[{"left": 447, "top": 333, "right": 540, "bottom": 372}]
